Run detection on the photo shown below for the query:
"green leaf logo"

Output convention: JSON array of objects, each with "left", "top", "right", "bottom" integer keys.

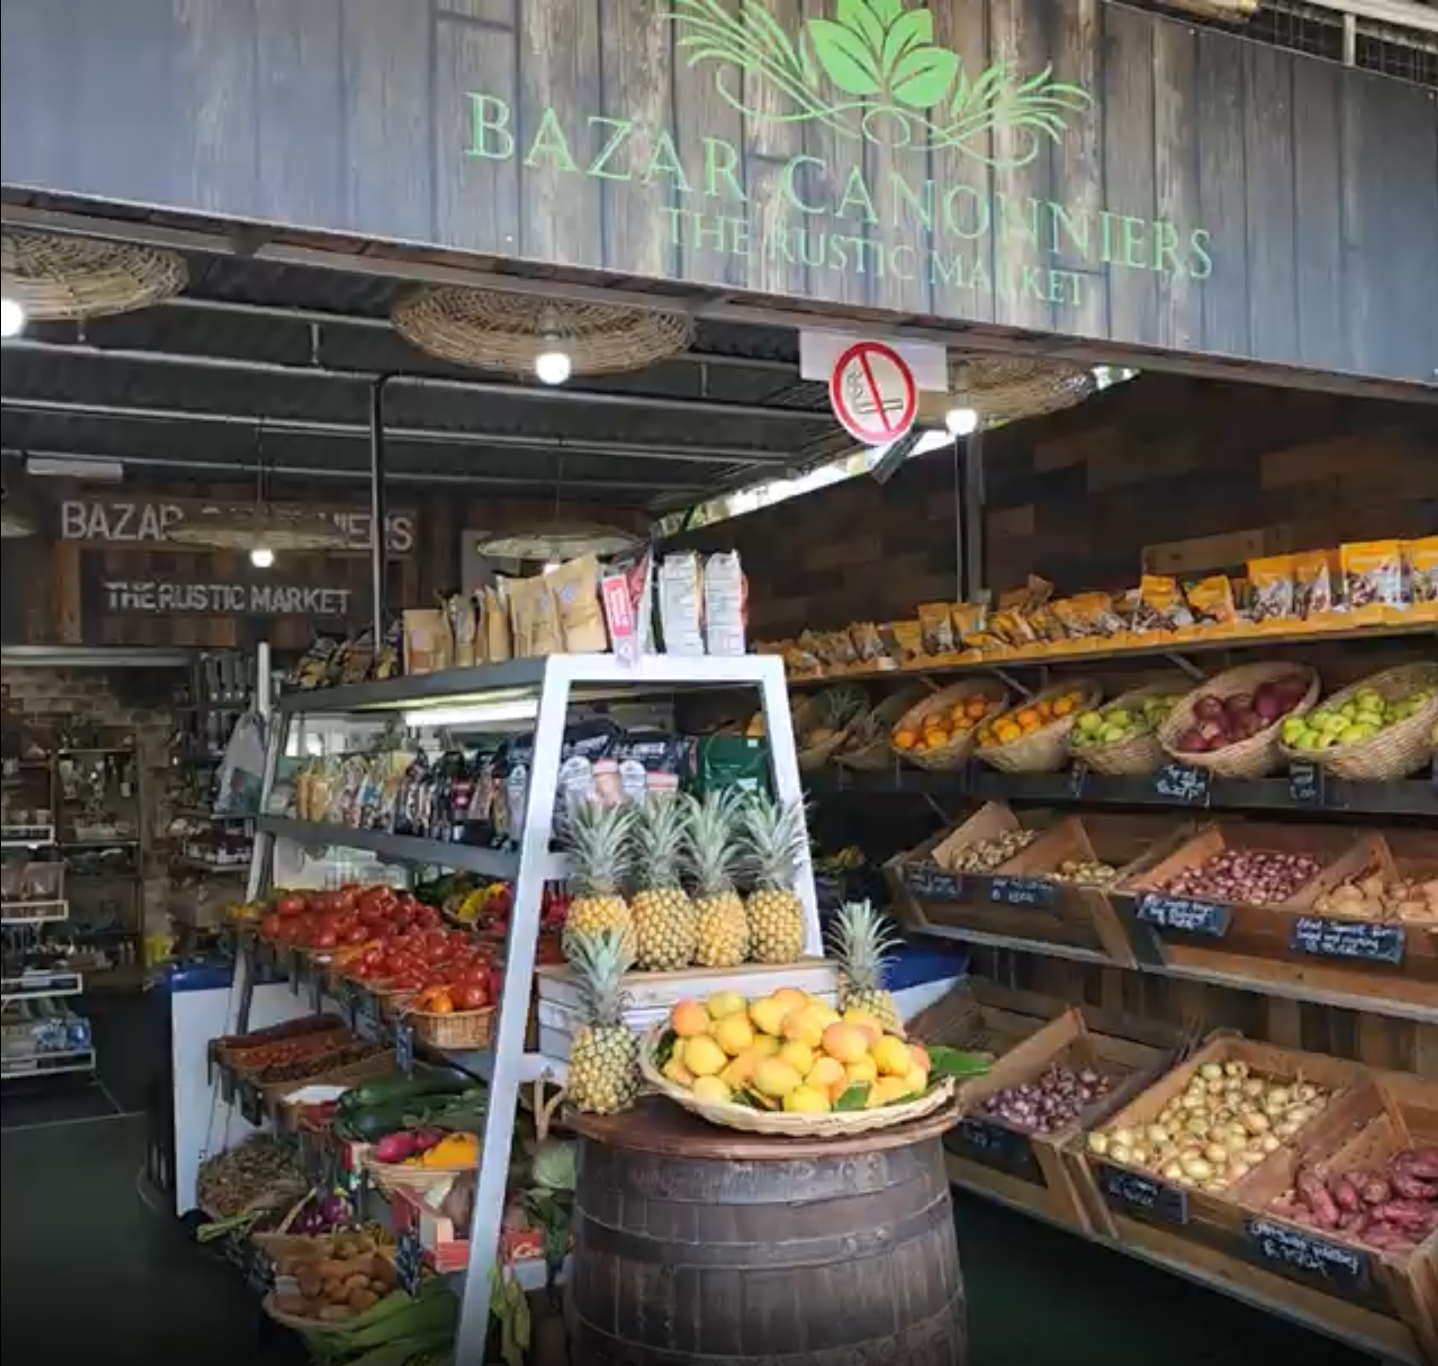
[{"left": 665, "top": 0, "right": 1093, "bottom": 168}]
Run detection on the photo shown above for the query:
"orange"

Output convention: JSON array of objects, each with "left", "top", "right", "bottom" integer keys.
[
  {"left": 1051, "top": 695, "right": 1076, "bottom": 717},
  {"left": 953, "top": 715, "right": 974, "bottom": 731},
  {"left": 995, "top": 720, "right": 1023, "bottom": 744},
  {"left": 893, "top": 729, "right": 917, "bottom": 750},
  {"left": 1015, "top": 707, "right": 1041, "bottom": 729},
  {"left": 965, "top": 697, "right": 989, "bottom": 719},
  {"left": 949, "top": 702, "right": 968, "bottom": 721}
]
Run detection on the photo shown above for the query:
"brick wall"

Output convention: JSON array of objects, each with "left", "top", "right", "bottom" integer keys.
[
  {"left": 680, "top": 375, "right": 1438, "bottom": 641},
  {"left": 2, "top": 665, "right": 177, "bottom": 936}
]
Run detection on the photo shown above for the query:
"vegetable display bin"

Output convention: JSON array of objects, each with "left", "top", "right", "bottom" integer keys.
[
  {"left": 945, "top": 1006, "right": 1173, "bottom": 1236},
  {"left": 1235, "top": 1072, "right": 1438, "bottom": 1365},
  {"left": 887, "top": 804, "right": 1189, "bottom": 967}
]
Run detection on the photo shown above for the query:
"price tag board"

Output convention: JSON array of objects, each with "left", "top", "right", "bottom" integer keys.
[
  {"left": 353, "top": 989, "right": 384, "bottom": 1043},
  {"left": 251, "top": 937, "right": 274, "bottom": 972},
  {"left": 396, "top": 1229, "right": 425, "bottom": 1298},
  {"left": 308, "top": 964, "right": 324, "bottom": 1014},
  {"left": 1287, "top": 760, "right": 1325, "bottom": 806},
  {"left": 1135, "top": 893, "right": 1233, "bottom": 939},
  {"left": 1066, "top": 762, "right": 1089, "bottom": 799},
  {"left": 287, "top": 949, "right": 304, "bottom": 997},
  {"left": 1245, "top": 1217, "right": 1371, "bottom": 1293},
  {"left": 901, "top": 862, "right": 965, "bottom": 902},
  {"left": 1096, "top": 1163, "right": 1190, "bottom": 1226},
  {"left": 246, "top": 1244, "right": 276, "bottom": 1297},
  {"left": 219, "top": 1061, "right": 236, "bottom": 1104},
  {"left": 1289, "top": 916, "right": 1406, "bottom": 966},
  {"left": 238, "top": 1079, "right": 265, "bottom": 1127},
  {"left": 988, "top": 875, "right": 1058, "bottom": 910},
  {"left": 206, "top": 1039, "right": 220, "bottom": 1086},
  {"left": 945, "top": 1118, "right": 1042, "bottom": 1181},
  {"left": 395, "top": 1020, "right": 415, "bottom": 1078},
  {"left": 1152, "top": 762, "right": 1212, "bottom": 806}
]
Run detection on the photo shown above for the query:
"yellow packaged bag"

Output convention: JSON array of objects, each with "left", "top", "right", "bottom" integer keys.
[
  {"left": 1405, "top": 537, "right": 1438, "bottom": 611},
  {"left": 1185, "top": 575, "right": 1237, "bottom": 630},
  {"left": 1341, "top": 540, "right": 1405, "bottom": 613},
  {"left": 1247, "top": 555, "right": 1297, "bottom": 624}
]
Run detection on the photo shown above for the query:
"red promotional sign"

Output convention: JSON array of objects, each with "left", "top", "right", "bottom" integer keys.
[{"left": 828, "top": 341, "right": 918, "bottom": 445}]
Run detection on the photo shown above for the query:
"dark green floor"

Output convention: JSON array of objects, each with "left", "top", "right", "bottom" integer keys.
[{"left": 1, "top": 998, "right": 1375, "bottom": 1366}]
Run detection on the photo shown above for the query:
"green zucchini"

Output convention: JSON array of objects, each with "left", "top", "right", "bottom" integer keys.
[{"left": 340, "top": 1069, "right": 471, "bottom": 1114}]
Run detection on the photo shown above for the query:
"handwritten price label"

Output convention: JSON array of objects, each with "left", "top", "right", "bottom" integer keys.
[
  {"left": 1097, "top": 1163, "right": 1190, "bottom": 1226},
  {"left": 1289, "top": 916, "right": 1405, "bottom": 966},
  {"left": 1152, "top": 762, "right": 1212, "bottom": 806},
  {"left": 988, "top": 875, "right": 1058, "bottom": 909},
  {"left": 901, "top": 862, "right": 965, "bottom": 902},
  {"left": 1136, "top": 893, "right": 1233, "bottom": 939},
  {"left": 1246, "top": 1217, "right": 1370, "bottom": 1292}
]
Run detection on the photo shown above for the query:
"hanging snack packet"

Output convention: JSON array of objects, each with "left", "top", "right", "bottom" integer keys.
[
  {"left": 1133, "top": 575, "right": 1194, "bottom": 634},
  {"left": 1291, "top": 549, "right": 1337, "bottom": 619},
  {"left": 917, "top": 602, "right": 957, "bottom": 655},
  {"left": 549, "top": 554, "right": 609, "bottom": 653},
  {"left": 447, "top": 592, "right": 478, "bottom": 667},
  {"left": 484, "top": 584, "right": 511, "bottom": 663},
  {"left": 1341, "top": 540, "right": 1405, "bottom": 611},
  {"left": 403, "top": 608, "right": 452, "bottom": 675},
  {"left": 658, "top": 553, "right": 705, "bottom": 656},
  {"left": 1247, "top": 555, "right": 1297, "bottom": 623},
  {"left": 1404, "top": 537, "right": 1438, "bottom": 607},
  {"left": 703, "top": 551, "right": 747, "bottom": 656},
  {"left": 1185, "top": 575, "right": 1237, "bottom": 629}
]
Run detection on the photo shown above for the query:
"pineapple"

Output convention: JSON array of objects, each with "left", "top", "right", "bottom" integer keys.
[
  {"left": 688, "top": 789, "right": 750, "bottom": 968},
  {"left": 830, "top": 900, "right": 904, "bottom": 1034},
  {"left": 561, "top": 799, "right": 637, "bottom": 963},
  {"left": 742, "top": 794, "right": 809, "bottom": 964},
  {"left": 630, "top": 795, "right": 696, "bottom": 971},
  {"left": 565, "top": 929, "right": 640, "bottom": 1115}
]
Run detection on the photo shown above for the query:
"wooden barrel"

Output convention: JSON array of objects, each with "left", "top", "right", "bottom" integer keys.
[{"left": 568, "top": 1099, "right": 966, "bottom": 1366}]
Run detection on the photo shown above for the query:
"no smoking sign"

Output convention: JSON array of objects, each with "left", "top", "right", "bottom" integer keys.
[{"left": 828, "top": 340, "right": 918, "bottom": 446}]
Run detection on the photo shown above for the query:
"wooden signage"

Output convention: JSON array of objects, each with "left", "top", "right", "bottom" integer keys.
[
  {"left": 1152, "top": 763, "right": 1212, "bottom": 806},
  {"left": 901, "top": 862, "right": 965, "bottom": 902},
  {"left": 1135, "top": 893, "right": 1232, "bottom": 939},
  {"left": 1096, "top": 1163, "right": 1189, "bottom": 1226},
  {"left": 1245, "top": 1217, "right": 1371, "bottom": 1293},
  {"left": 0, "top": 0, "right": 1431, "bottom": 386},
  {"left": 1289, "top": 916, "right": 1406, "bottom": 966},
  {"left": 58, "top": 497, "right": 415, "bottom": 554},
  {"left": 987, "top": 875, "right": 1058, "bottom": 909}
]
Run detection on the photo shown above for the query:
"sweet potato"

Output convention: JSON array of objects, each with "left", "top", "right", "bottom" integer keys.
[
  {"left": 1360, "top": 1175, "right": 1392, "bottom": 1206},
  {"left": 1332, "top": 1176, "right": 1362, "bottom": 1213},
  {"left": 1404, "top": 1147, "right": 1438, "bottom": 1180},
  {"left": 1337, "top": 1208, "right": 1369, "bottom": 1237},
  {"left": 1296, "top": 1167, "right": 1340, "bottom": 1229},
  {"left": 1374, "top": 1200, "right": 1435, "bottom": 1230},
  {"left": 1389, "top": 1166, "right": 1438, "bottom": 1201}
]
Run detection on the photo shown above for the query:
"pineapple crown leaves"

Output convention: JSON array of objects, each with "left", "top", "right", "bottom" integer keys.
[
  {"left": 632, "top": 793, "right": 692, "bottom": 891},
  {"left": 685, "top": 786, "right": 748, "bottom": 895},
  {"left": 563, "top": 797, "right": 637, "bottom": 898},
  {"left": 740, "top": 791, "right": 811, "bottom": 890},
  {"left": 566, "top": 927, "right": 634, "bottom": 1028},
  {"left": 829, "top": 898, "right": 902, "bottom": 987}
]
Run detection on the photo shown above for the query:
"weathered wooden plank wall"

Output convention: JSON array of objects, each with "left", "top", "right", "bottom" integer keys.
[
  {"left": 678, "top": 375, "right": 1438, "bottom": 641},
  {"left": 2, "top": 0, "right": 1434, "bottom": 385}
]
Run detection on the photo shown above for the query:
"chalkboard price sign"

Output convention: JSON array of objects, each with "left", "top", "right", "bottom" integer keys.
[
  {"left": 1289, "top": 916, "right": 1405, "bottom": 966},
  {"left": 948, "top": 1118, "right": 1039, "bottom": 1178},
  {"left": 1067, "top": 762, "right": 1089, "bottom": 799},
  {"left": 353, "top": 989, "right": 384, "bottom": 1043},
  {"left": 1136, "top": 893, "right": 1233, "bottom": 939},
  {"left": 1287, "top": 760, "right": 1324, "bottom": 806},
  {"left": 1096, "top": 1163, "right": 1190, "bottom": 1226},
  {"left": 1152, "top": 763, "right": 1212, "bottom": 806},
  {"left": 247, "top": 1245, "right": 276, "bottom": 1296},
  {"left": 902, "top": 862, "right": 965, "bottom": 902},
  {"left": 396, "top": 1229, "right": 425, "bottom": 1298},
  {"left": 988, "top": 875, "right": 1059, "bottom": 909},
  {"left": 1246, "top": 1218, "right": 1371, "bottom": 1292},
  {"left": 287, "top": 949, "right": 304, "bottom": 997},
  {"left": 238, "top": 1079, "right": 264, "bottom": 1127},
  {"left": 395, "top": 1020, "right": 415, "bottom": 1078}
]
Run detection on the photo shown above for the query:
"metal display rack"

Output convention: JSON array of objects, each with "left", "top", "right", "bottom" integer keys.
[{"left": 234, "top": 653, "right": 818, "bottom": 1361}]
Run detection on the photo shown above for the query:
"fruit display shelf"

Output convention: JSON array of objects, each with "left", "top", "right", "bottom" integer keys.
[{"left": 808, "top": 764, "right": 1438, "bottom": 819}]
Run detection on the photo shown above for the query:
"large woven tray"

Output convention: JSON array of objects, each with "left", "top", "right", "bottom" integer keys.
[{"left": 638, "top": 1024, "right": 956, "bottom": 1139}]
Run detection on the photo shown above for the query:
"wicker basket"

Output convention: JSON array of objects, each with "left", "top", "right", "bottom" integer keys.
[
  {"left": 975, "top": 680, "right": 1102, "bottom": 775},
  {"left": 1158, "top": 662, "right": 1321, "bottom": 779},
  {"left": 638, "top": 1025, "right": 957, "bottom": 1138},
  {"left": 406, "top": 1006, "right": 495, "bottom": 1051},
  {"left": 836, "top": 686, "right": 928, "bottom": 770},
  {"left": 1065, "top": 680, "right": 1191, "bottom": 777},
  {"left": 1277, "top": 662, "right": 1438, "bottom": 781},
  {"left": 2, "top": 228, "right": 188, "bottom": 321},
  {"left": 890, "top": 678, "right": 1010, "bottom": 771},
  {"left": 796, "top": 685, "right": 869, "bottom": 771}
]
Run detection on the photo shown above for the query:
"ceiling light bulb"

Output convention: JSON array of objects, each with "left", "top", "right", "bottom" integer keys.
[
  {"left": 534, "top": 346, "right": 572, "bottom": 386},
  {"left": 945, "top": 405, "right": 979, "bottom": 437},
  {"left": 0, "top": 297, "right": 26, "bottom": 339},
  {"left": 250, "top": 545, "right": 275, "bottom": 569}
]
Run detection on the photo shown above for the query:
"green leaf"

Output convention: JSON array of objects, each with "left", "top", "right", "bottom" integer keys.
[
  {"left": 809, "top": 17, "right": 883, "bottom": 95},
  {"left": 889, "top": 44, "right": 957, "bottom": 109},
  {"left": 926, "top": 1045, "right": 994, "bottom": 1080},
  {"left": 833, "top": 1082, "right": 871, "bottom": 1111},
  {"left": 655, "top": 1029, "right": 677, "bottom": 1069},
  {"left": 837, "top": 0, "right": 886, "bottom": 54},
  {"left": 869, "top": 0, "right": 906, "bottom": 24},
  {"left": 879, "top": 9, "right": 933, "bottom": 76},
  {"left": 953, "top": 60, "right": 1008, "bottom": 116}
]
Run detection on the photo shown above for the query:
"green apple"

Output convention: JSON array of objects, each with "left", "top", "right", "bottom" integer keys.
[{"left": 1076, "top": 711, "right": 1104, "bottom": 735}]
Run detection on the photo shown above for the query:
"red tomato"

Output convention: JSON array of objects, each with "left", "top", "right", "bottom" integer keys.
[
  {"left": 314, "top": 928, "right": 339, "bottom": 950},
  {"left": 414, "top": 906, "right": 442, "bottom": 929},
  {"left": 452, "top": 982, "right": 489, "bottom": 1011},
  {"left": 341, "top": 923, "right": 369, "bottom": 945},
  {"left": 260, "top": 913, "right": 283, "bottom": 939},
  {"left": 275, "top": 893, "right": 308, "bottom": 918},
  {"left": 333, "top": 886, "right": 359, "bottom": 913}
]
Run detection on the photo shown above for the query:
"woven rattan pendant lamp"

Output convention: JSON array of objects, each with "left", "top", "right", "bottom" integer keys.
[
  {"left": 918, "top": 353, "right": 1097, "bottom": 432},
  {"left": 474, "top": 522, "right": 641, "bottom": 564},
  {"left": 165, "top": 427, "right": 350, "bottom": 560},
  {"left": 393, "top": 287, "right": 695, "bottom": 378},
  {"left": 1, "top": 485, "right": 36, "bottom": 539},
  {"left": 1, "top": 229, "right": 188, "bottom": 322}
]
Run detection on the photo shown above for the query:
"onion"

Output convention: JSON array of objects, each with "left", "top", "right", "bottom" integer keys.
[
  {"left": 1146, "top": 1124, "right": 1171, "bottom": 1146},
  {"left": 1087, "top": 1132, "right": 1109, "bottom": 1156},
  {"left": 1110, "top": 1144, "right": 1135, "bottom": 1165},
  {"left": 1182, "top": 1157, "right": 1215, "bottom": 1182},
  {"left": 1162, "top": 1161, "right": 1184, "bottom": 1181},
  {"left": 1224, "top": 1061, "right": 1248, "bottom": 1079},
  {"left": 1243, "top": 1111, "right": 1271, "bottom": 1135},
  {"left": 1199, "top": 1062, "right": 1224, "bottom": 1082},
  {"left": 1260, "top": 1134, "right": 1281, "bottom": 1154},
  {"left": 1242, "top": 1079, "right": 1265, "bottom": 1099},
  {"left": 1295, "top": 1083, "right": 1318, "bottom": 1103},
  {"left": 1110, "top": 1127, "right": 1135, "bottom": 1149},
  {"left": 1204, "top": 1143, "right": 1230, "bottom": 1166}
]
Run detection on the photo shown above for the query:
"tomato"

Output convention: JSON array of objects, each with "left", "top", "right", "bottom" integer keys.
[
  {"left": 333, "top": 886, "right": 359, "bottom": 913},
  {"left": 452, "top": 982, "right": 489, "bottom": 1011},
  {"left": 275, "top": 893, "right": 308, "bottom": 917},
  {"left": 414, "top": 906, "right": 442, "bottom": 929},
  {"left": 259, "top": 913, "right": 283, "bottom": 938},
  {"left": 341, "top": 923, "right": 369, "bottom": 945},
  {"left": 314, "top": 928, "right": 339, "bottom": 950},
  {"left": 426, "top": 992, "right": 454, "bottom": 1015}
]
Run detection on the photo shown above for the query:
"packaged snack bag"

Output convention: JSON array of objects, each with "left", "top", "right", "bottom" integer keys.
[
  {"left": 447, "top": 592, "right": 478, "bottom": 667},
  {"left": 548, "top": 554, "right": 608, "bottom": 653},
  {"left": 702, "top": 551, "right": 747, "bottom": 656},
  {"left": 1291, "top": 549, "right": 1339, "bottom": 619},
  {"left": 1247, "top": 554, "right": 1297, "bottom": 623},
  {"left": 506, "top": 575, "right": 563, "bottom": 657},
  {"left": 1185, "top": 575, "right": 1238, "bottom": 629},
  {"left": 658, "top": 553, "right": 705, "bottom": 655},
  {"left": 484, "top": 584, "right": 511, "bottom": 663},
  {"left": 917, "top": 602, "right": 956, "bottom": 655},
  {"left": 1053, "top": 592, "right": 1125, "bottom": 639},
  {"left": 403, "top": 609, "right": 452, "bottom": 675},
  {"left": 888, "top": 620, "right": 924, "bottom": 662},
  {"left": 849, "top": 621, "right": 885, "bottom": 663},
  {"left": 1404, "top": 537, "right": 1438, "bottom": 607},
  {"left": 1341, "top": 540, "right": 1405, "bottom": 611},
  {"left": 601, "top": 546, "right": 654, "bottom": 664},
  {"left": 1133, "top": 575, "right": 1194, "bottom": 633}
]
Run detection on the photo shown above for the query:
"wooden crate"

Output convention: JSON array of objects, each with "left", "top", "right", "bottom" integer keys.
[
  {"left": 888, "top": 804, "right": 1188, "bottom": 966},
  {"left": 1122, "top": 822, "right": 1435, "bottom": 1010},
  {"left": 944, "top": 1006, "right": 1175, "bottom": 1236},
  {"left": 1235, "top": 1071, "right": 1438, "bottom": 1363}
]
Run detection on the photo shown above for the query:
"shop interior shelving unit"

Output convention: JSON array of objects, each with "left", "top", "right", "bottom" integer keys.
[{"left": 233, "top": 653, "right": 817, "bottom": 1363}]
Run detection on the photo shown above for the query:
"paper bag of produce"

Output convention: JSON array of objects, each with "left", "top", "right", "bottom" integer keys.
[
  {"left": 658, "top": 553, "right": 705, "bottom": 656},
  {"left": 703, "top": 551, "right": 747, "bottom": 656},
  {"left": 548, "top": 555, "right": 608, "bottom": 653},
  {"left": 403, "top": 609, "right": 452, "bottom": 676},
  {"left": 484, "top": 585, "right": 511, "bottom": 662}
]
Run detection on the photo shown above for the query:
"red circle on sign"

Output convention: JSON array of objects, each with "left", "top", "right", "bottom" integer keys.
[{"left": 828, "top": 340, "right": 918, "bottom": 445}]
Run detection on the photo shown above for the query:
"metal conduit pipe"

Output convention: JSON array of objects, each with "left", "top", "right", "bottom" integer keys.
[
  {"left": 0, "top": 396, "right": 787, "bottom": 470},
  {"left": 0, "top": 447, "right": 710, "bottom": 494},
  {"left": 0, "top": 338, "right": 829, "bottom": 426}
]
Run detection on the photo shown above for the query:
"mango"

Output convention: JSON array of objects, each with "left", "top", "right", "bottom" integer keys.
[
  {"left": 706, "top": 990, "right": 747, "bottom": 1021},
  {"left": 713, "top": 1014, "right": 756, "bottom": 1057},
  {"left": 682, "top": 1035, "right": 727, "bottom": 1078},
  {"left": 670, "top": 999, "right": 711, "bottom": 1038}
]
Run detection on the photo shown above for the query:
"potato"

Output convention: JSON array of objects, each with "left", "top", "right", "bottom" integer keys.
[
  {"left": 274, "top": 1294, "right": 309, "bottom": 1317},
  {"left": 343, "top": 1272, "right": 371, "bottom": 1293},
  {"left": 316, "top": 1258, "right": 351, "bottom": 1281},
  {"left": 318, "top": 1305, "right": 354, "bottom": 1323},
  {"left": 370, "top": 1260, "right": 398, "bottom": 1290},
  {"left": 348, "top": 1288, "right": 380, "bottom": 1313},
  {"left": 322, "top": 1278, "right": 345, "bottom": 1303},
  {"left": 296, "top": 1267, "right": 323, "bottom": 1299}
]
